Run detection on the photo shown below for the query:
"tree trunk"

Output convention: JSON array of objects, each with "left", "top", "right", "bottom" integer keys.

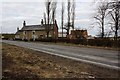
[{"left": 101, "top": 17, "right": 104, "bottom": 38}]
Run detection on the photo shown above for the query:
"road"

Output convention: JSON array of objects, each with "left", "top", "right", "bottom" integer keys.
[{"left": 2, "top": 40, "right": 120, "bottom": 70}]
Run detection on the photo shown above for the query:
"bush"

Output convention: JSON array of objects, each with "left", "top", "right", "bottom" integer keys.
[{"left": 14, "top": 38, "right": 120, "bottom": 48}]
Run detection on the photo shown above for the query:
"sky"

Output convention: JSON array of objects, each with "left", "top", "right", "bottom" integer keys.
[{"left": 1, "top": 0, "right": 118, "bottom": 36}]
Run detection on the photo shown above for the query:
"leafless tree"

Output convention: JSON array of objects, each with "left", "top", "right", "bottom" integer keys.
[
  {"left": 51, "top": 1, "right": 57, "bottom": 24},
  {"left": 51, "top": 1, "right": 57, "bottom": 39},
  {"left": 71, "top": 0, "right": 75, "bottom": 30},
  {"left": 45, "top": 0, "right": 52, "bottom": 38},
  {"left": 63, "top": 0, "right": 75, "bottom": 38},
  {"left": 94, "top": 1, "right": 109, "bottom": 38},
  {"left": 44, "top": 12, "right": 46, "bottom": 24},
  {"left": 67, "top": 0, "right": 71, "bottom": 36},
  {"left": 61, "top": 2, "right": 64, "bottom": 38},
  {"left": 108, "top": 0, "right": 120, "bottom": 40},
  {"left": 46, "top": 0, "right": 52, "bottom": 24},
  {"left": 45, "top": 0, "right": 57, "bottom": 38}
]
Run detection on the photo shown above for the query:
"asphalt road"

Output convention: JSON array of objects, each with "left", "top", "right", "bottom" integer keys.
[{"left": 2, "top": 40, "right": 120, "bottom": 70}]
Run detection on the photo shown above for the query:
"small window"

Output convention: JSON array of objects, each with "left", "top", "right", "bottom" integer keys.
[
  {"left": 23, "top": 31, "right": 26, "bottom": 35},
  {"left": 33, "top": 32, "right": 35, "bottom": 34},
  {"left": 32, "top": 31, "right": 35, "bottom": 34}
]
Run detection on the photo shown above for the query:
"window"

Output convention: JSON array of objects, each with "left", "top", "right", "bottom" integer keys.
[
  {"left": 33, "top": 32, "right": 35, "bottom": 34},
  {"left": 23, "top": 31, "right": 26, "bottom": 35},
  {"left": 32, "top": 31, "right": 35, "bottom": 34}
]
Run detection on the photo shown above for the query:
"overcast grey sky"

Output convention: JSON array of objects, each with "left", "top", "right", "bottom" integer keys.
[{"left": 1, "top": 0, "right": 116, "bottom": 36}]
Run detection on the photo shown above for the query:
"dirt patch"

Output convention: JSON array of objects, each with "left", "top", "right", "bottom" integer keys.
[{"left": 2, "top": 43, "right": 119, "bottom": 79}]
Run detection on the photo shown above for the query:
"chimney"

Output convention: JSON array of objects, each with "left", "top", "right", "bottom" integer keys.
[
  {"left": 23, "top": 21, "right": 26, "bottom": 27},
  {"left": 41, "top": 19, "right": 43, "bottom": 25},
  {"left": 17, "top": 27, "right": 19, "bottom": 31}
]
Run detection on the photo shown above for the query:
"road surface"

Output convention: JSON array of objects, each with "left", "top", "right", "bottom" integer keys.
[{"left": 2, "top": 40, "right": 120, "bottom": 70}]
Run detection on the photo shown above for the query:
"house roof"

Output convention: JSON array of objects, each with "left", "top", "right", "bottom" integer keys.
[{"left": 21, "top": 24, "right": 55, "bottom": 31}]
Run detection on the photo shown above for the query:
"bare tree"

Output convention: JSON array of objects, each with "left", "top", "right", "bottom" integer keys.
[
  {"left": 71, "top": 0, "right": 75, "bottom": 30},
  {"left": 51, "top": 1, "right": 57, "bottom": 39},
  {"left": 45, "top": 0, "right": 57, "bottom": 38},
  {"left": 44, "top": 12, "right": 46, "bottom": 25},
  {"left": 46, "top": 0, "right": 52, "bottom": 24},
  {"left": 94, "top": 1, "right": 109, "bottom": 38},
  {"left": 61, "top": 1, "right": 64, "bottom": 38},
  {"left": 51, "top": 1, "right": 57, "bottom": 24},
  {"left": 63, "top": 0, "right": 75, "bottom": 38},
  {"left": 108, "top": 1, "right": 120, "bottom": 40},
  {"left": 45, "top": 0, "right": 52, "bottom": 38},
  {"left": 67, "top": 0, "right": 71, "bottom": 37}
]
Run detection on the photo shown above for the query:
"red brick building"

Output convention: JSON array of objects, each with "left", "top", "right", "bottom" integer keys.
[{"left": 70, "top": 30, "right": 88, "bottom": 39}]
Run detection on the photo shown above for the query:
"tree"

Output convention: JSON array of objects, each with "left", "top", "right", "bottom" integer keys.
[
  {"left": 67, "top": 0, "right": 71, "bottom": 37},
  {"left": 45, "top": 0, "right": 52, "bottom": 38},
  {"left": 45, "top": 0, "right": 57, "bottom": 38},
  {"left": 71, "top": 0, "right": 75, "bottom": 30},
  {"left": 108, "top": 1, "right": 120, "bottom": 40},
  {"left": 94, "top": 1, "right": 109, "bottom": 38},
  {"left": 44, "top": 12, "right": 46, "bottom": 25},
  {"left": 51, "top": 1, "right": 57, "bottom": 39},
  {"left": 51, "top": 1, "right": 57, "bottom": 24},
  {"left": 61, "top": 1, "right": 64, "bottom": 38},
  {"left": 64, "top": 0, "right": 75, "bottom": 38}
]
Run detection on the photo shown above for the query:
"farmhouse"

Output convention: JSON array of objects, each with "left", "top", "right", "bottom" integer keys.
[
  {"left": 69, "top": 30, "right": 88, "bottom": 39},
  {"left": 15, "top": 20, "right": 58, "bottom": 41}
]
